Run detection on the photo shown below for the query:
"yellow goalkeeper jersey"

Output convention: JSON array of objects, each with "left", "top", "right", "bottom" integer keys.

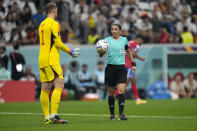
[{"left": 38, "top": 17, "right": 71, "bottom": 68}]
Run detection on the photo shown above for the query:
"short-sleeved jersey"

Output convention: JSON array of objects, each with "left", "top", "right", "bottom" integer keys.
[
  {"left": 125, "top": 40, "right": 140, "bottom": 68},
  {"left": 39, "top": 17, "right": 71, "bottom": 68},
  {"left": 105, "top": 36, "right": 128, "bottom": 65}
]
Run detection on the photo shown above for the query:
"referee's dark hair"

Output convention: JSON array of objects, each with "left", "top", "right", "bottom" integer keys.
[
  {"left": 111, "top": 22, "right": 122, "bottom": 30},
  {"left": 45, "top": 2, "right": 57, "bottom": 15}
]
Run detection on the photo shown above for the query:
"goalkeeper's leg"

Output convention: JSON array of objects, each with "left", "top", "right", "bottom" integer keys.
[
  {"left": 40, "top": 82, "right": 52, "bottom": 124},
  {"left": 51, "top": 77, "right": 68, "bottom": 124}
]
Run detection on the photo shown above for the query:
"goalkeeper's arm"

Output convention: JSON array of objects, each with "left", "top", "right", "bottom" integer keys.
[{"left": 51, "top": 22, "right": 80, "bottom": 58}]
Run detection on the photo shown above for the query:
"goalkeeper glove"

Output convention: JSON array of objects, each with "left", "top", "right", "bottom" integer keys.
[{"left": 70, "top": 48, "right": 80, "bottom": 58}]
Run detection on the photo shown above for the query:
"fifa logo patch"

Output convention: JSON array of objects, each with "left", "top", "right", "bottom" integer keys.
[{"left": 120, "top": 49, "right": 125, "bottom": 54}]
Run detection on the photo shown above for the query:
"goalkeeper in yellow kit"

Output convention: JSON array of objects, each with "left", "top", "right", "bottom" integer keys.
[{"left": 39, "top": 2, "right": 79, "bottom": 124}]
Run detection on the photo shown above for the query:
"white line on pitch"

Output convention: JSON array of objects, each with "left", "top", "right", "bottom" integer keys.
[{"left": 0, "top": 112, "right": 197, "bottom": 119}]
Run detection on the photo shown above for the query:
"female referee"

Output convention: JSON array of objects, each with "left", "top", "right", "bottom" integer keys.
[{"left": 98, "top": 23, "right": 135, "bottom": 120}]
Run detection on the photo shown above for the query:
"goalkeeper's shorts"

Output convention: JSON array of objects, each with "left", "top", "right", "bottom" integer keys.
[{"left": 40, "top": 65, "right": 63, "bottom": 82}]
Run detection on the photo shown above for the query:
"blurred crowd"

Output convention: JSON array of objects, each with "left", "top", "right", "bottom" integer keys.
[
  {"left": 0, "top": 0, "right": 44, "bottom": 45},
  {"left": 169, "top": 72, "right": 197, "bottom": 99},
  {"left": 0, "top": 0, "right": 197, "bottom": 45}
]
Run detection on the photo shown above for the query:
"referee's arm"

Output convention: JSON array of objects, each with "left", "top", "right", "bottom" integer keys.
[
  {"left": 51, "top": 22, "right": 72, "bottom": 53},
  {"left": 125, "top": 45, "right": 134, "bottom": 62}
]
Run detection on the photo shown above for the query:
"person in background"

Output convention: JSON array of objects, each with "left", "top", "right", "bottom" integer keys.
[
  {"left": 32, "top": 7, "right": 45, "bottom": 26},
  {"left": 21, "top": 5, "right": 32, "bottom": 24},
  {"left": 62, "top": 64, "right": 79, "bottom": 100},
  {"left": 181, "top": 26, "right": 194, "bottom": 44},
  {"left": 170, "top": 74, "right": 187, "bottom": 99},
  {"left": 1, "top": 12, "right": 16, "bottom": 45},
  {"left": 183, "top": 72, "right": 197, "bottom": 98},
  {"left": 93, "top": 61, "right": 107, "bottom": 100},
  {"left": 95, "top": 14, "right": 108, "bottom": 39},
  {"left": 136, "top": 12, "right": 153, "bottom": 43},
  {"left": 9, "top": 43, "right": 25, "bottom": 80},
  {"left": 27, "top": 20, "right": 39, "bottom": 45},
  {"left": 72, "top": 0, "right": 89, "bottom": 44},
  {"left": 157, "top": 27, "right": 172, "bottom": 43},
  {"left": 20, "top": 65, "right": 37, "bottom": 81},
  {"left": 56, "top": 0, "right": 71, "bottom": 22},
  {"left": 0, "top": 62, "right": 10, "bottom": 80},
  {"left": 0, "top": 46, "right": 8, "bottom": 69},
  {"left": 77, "top": 64, "right": 96, "bottom": 93},
  {"left": 88, "top": 28, "right": 99, "bottom": 44},
  {"left": 19, "top": 0, "right": 37, "bottom": 15},
  {"left": 124, "top": 35, "right": 147, "bottom": 105},
  {"left": 60, "top": 21, "right": 72, "bottom": 43},
  {"left": 20, "top": 65, "right": 40, "bottom": 100}
]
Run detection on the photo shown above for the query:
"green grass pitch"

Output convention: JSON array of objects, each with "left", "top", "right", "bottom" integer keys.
[{"left": 0, "top": 99, "right": 197, "bottom": 131}]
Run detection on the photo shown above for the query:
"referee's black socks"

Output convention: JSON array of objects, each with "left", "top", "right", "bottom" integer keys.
[
  {"left": 118, "top": 94, "right": 125, "bottom": 115},
  {"left": 108, "top": 96, "right": 115, "bottom": 115}
]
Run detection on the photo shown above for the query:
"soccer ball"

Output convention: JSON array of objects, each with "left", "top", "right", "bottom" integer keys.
[{"left": 96, "top": 39, "right": 109, "bottom": 52}]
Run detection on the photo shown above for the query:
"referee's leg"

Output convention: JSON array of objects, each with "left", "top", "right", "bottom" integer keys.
[
  {"left": 108, "top": 87, "right": 115, "bottom": 119},
  {"left": 117, "top": 83, "right": 128, "bottom": 120}
]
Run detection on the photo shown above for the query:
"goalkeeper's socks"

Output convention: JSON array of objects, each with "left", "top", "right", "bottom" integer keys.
[
  {"left": 40, "top": 89, "right": 50, "bottom": 117},
  {"left": 51, "top": 88, "right": 63, "bottom": 114},
  {"left": 51, "top": 114, "right": 57, "bottom": 118},
  {"left": 45, "top": 116, "right": 51, "bottom": 120},
  {"left": 108, "top": 96, "right": 115, "bottom": 115},
  {"left": 118, "top": 94, "right": 125, "bottom": 115},
  {"left": 44, "top": 115, "right": 52, "bottom": 124}
]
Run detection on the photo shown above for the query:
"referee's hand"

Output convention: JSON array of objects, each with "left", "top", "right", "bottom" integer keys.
[{"left": 70, "top": 48, "right": 80, "bottom": 58}]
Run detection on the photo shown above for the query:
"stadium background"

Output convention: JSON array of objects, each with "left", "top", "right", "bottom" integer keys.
[
  {"left": 0, "top": 0, "right": 197, "bottom": 100},
  {"left": 0, "top": 0, "right": 197, "bottom": 130},
  {"left": 1, "top": 0, "right": 197, "bottom": 100}
]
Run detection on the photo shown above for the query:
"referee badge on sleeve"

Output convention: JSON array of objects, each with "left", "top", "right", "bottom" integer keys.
[{"left": 58, "top": 32, "right": 60, "bottom": 36}]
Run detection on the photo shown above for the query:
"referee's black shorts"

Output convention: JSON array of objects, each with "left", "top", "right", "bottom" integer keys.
[{"left": 105, "top": 64, "right": 127, "bottom": 87}]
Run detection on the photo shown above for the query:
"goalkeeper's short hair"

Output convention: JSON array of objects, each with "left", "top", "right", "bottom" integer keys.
[{"left": 45, "top": 2, "right": 57, "bottom": 15}]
